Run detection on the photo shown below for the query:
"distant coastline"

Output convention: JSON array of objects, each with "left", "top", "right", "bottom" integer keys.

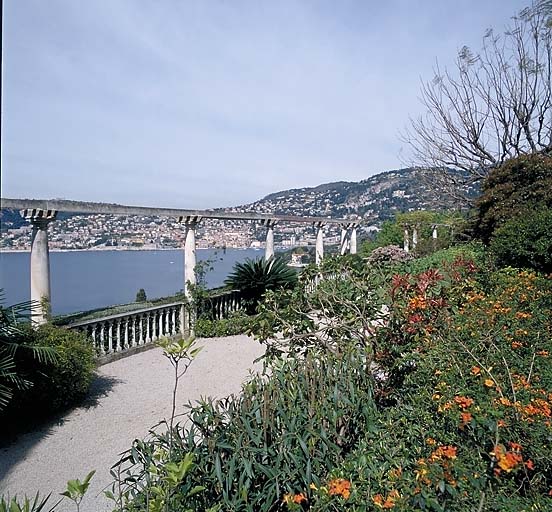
[{"left": 0, "top": 246, "right": 262, "bottom": 254}]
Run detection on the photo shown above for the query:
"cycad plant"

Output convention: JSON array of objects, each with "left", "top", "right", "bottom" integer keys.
[
  {"left": 224, "top": 257, "right": 298, "bottom": 313},
  {"left": 0, "top": 291, "right": 57, "bottom": 410}
]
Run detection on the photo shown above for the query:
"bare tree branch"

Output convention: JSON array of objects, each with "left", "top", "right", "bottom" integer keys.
[{"left": 401, "top": 2, "right": 552, "bottom": 205}]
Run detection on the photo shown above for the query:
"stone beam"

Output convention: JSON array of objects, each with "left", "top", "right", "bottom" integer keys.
[{"left": 1, "top": 198, "right": 351, "bottom": 226}]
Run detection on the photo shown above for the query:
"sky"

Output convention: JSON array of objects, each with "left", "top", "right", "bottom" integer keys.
[{"left": 2, "top": 0, "right": 530, "bottom": 209}]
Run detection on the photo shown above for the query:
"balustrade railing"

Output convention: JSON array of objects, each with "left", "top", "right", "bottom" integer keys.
[
  {"left": 67, "top": 289, "right": 244, "bottom": 358},
  {"left": 200, "top": 289, "right": 243, "bottom": 321},
  {"left": 68, "top": 302, "right": 185, "bottom": 357},
  {"left": 302, "top": 271, "right": 343, "bottom": 294}
]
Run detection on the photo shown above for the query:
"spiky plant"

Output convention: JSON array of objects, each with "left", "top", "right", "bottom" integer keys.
[
  {"left": 224, "top": 257, "right": 298, "bottom": 313},
  {"left": 0, "top": 292, "right": 57, "bottom": 410}
]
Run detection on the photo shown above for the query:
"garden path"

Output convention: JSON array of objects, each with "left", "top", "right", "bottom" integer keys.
[{"left": 0, "top": 335, "right": 265, "bottom": 512}]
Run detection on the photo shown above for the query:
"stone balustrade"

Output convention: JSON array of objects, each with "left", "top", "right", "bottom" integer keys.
[
  {"left": 202, "top": 289, "right": 244, "bottom": 320},
  {"left": 66, "top": 289, "right": 245, "bottom": 359},
  {"left": 67, "top": 302, "right": 186, "bottom": 357}
]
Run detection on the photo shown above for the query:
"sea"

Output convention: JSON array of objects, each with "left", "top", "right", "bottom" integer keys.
[{"left": 0, "top": 248, "right": 263, "bottom": 315}]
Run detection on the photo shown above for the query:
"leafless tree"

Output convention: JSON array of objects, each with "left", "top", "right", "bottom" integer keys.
[{"left": 402, "top": 2, "right": 552, "bottom": 205}]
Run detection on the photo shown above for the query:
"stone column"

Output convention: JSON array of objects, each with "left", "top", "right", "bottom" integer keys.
[
  {"left": 264, "top": 219, "right": 277, "bottom": 261},
  {"left": 21, "top": 209, "right": 58, "bottom": 325},
  {"left": 403, "top": 227, "right": 410, "bottom": 253},
  {"left": 350, "top": 224, "right": 358, "bottom": 255},
  {"left": 340, "top": 224, "right": 349, "bottom": 256},
  {"left": 314, "top": 222, "right": 324, "bottom": 265},
  {"left": 432, "top": 225, "right": 438, "bottom": 239},
  {"left": 178, "top": 215, "right": 202, "bottom": 301},
  {"left": 412, "top": 226, "right": 418, "bottom": 250}
]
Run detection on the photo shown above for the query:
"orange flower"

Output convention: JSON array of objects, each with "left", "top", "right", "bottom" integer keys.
[
  {"left": 293, "top": 493, "right": 307, "bottom": 504},
  {"left": 426, "top": 437, "right": 437, "bottom": 446},
  {"left": 497, "top": 420, "right": 507, "bottom": 428},
  {"left": 484, "top": 379, "right": 495, "bottom": 388},
  {"left": 509, "top": 442, "right": 522, "bottom": 452},
  {"left": 460, "top": 411, "right": 473, "bottom": 428},
  {"left": 372, "top": 491, "right": 399, "bottom": 509},
  {"left": 537, "top": 350, "right": 549, "bottom": 357},
  {"left": 471, "top": 366, "right": 481, "bottom": 376},
  {"left": 511, "top": 341, "right": 523, "bottom": 349},
  {"left": 328, "top": 478, "right": 351, "bottom": 499},
  {"left": 490, "top": 444, "right": 523, "bottom": 473},
  {"left": 283, "top": 493, "right": 307, "bottom": 505},
  {"left": 431, "top": 445, "right": 457, "bottom": 461},
  {"left": 408, "top": 296, "right": 427, "bottom": 311},
  {"left": 454, "top": 396, "right": 474, "bottom": 409},
  {"left": 526, "top": 460, "right": 535, "bottom": 470}
]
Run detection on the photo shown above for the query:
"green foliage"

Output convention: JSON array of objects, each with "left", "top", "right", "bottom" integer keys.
[
  {"left": 0, "top": 294, "right": 58, "bottom": 410},
  {"left": 398, "top": 242, "right": 489, "bottom": 275},
  {"left": 0, "top": 494, "right": 61, "bottom": 512},
  {"left": 10, "top": 324, "right": 95, "bottom": 412},
  {"left": 224, "top": 257, "right": 298, "bottom": 313},
  {"left": 60, "top": 471, "right": 95, "bottom": 512},
  {"left": 135, "top": 289, "right": 147, "bottom": 302},
  {"left": 361, "top": 211, "right": 466, "bottom": 256},
  {"left": 195, "top": 311, "right": 252, "bottom": 338},
  {"left": 111, "top": 340, "right": 375, "bottom": 511},
  {"left": 361, "top": 220, "right": 404, "bottom": 254},
  {"left": 472, "top": 153, "right": 552, "bottom": 244},
  {"left": 490, "top": 208, "right": 552, "bottom": 273},
  {"left": 313, "top": 262, "right": 552, "bottom": 511}
]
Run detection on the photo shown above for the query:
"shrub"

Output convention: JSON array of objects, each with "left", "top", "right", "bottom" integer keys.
[
  {"left": 366, "top": 245, "right": 413, "bottom": 265},
  {"left": 312, "top": 264, "right": 552, "bottom": 511},
  {"left": 490, "top": 208, "right": 552, "bottom": 273},
  {"left": 224, "top": 257, "right": 298, "bottom": 313},
  {"left": 472, "top": 153, "right": 552, "bottom": 244},
  {"left": 135, "top": 288, "right": 147, "bottom": 302},
  {"left": 0, "top": 296, "right": 58, "bottom": 411},
  {"left": 12, "top": 324, "right": 96, "bottom": 412},
  {"left": 111, "top": 343, "right": 375, "bottom": 511},
  {"left": 195, "top": 311, "right": 252, "bottom": 338}
]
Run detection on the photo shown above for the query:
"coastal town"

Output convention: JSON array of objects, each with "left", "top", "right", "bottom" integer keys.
[{"left": 0, "top": 212, "right": 345, "bottom": 251}]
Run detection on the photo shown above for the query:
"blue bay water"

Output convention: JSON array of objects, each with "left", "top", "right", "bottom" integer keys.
[{"left": 0, "top": 248, "right": 262, "bottom": 315}]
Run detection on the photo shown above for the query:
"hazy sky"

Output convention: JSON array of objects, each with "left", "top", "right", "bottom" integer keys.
[{"left": 2, "top": 0, "right": 528, "bottom": 208}]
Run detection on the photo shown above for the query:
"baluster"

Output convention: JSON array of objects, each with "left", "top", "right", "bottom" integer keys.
[
  {"left": 91, "top": 324, "right": 102, "bottom": 355},
  {"left": 171, "top": 308, "right": 176, "bottom": 335},
  {"left": 152, "top": 311, "right": 158, "bottom": 341},
  {"left": 98, "top": 322, "right": 105, "bottom": 354},
  {"left": 146, "top": 313, "right": 151, "bottom": 342},
  {"left": 107, "top": 321, "right": 113, "bottom": 353},
  {"left": 124, "top": 319, "right": 130, "bottom": 348},
  {"left": 135, "top": 315, "right": 141, "bottom": 345},
  {"left": 162, "top": 309, "right": 168, "bottom": 335},
  {"left": 130, "top": 318, "right": 134, "bottom": 346},
  {"left": 158, "top": 309, "right": 163, "bottom": 337},
  {"left": 113, "top": 320, "right": 121, "bottom": 352}
]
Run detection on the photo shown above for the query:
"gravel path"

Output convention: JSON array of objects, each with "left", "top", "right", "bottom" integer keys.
[{"left": 0, "top": 335, "right": 265, "bottom": 512}]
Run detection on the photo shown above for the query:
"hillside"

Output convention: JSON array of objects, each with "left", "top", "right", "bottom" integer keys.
[
  {"left": 230, "top": 168, "right": 478, "bottom": 223},
  {"left": 1, "top": 168, "right": 479, "bottom": 249}
]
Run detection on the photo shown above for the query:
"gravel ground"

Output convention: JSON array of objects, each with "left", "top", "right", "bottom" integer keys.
[{"left": 0, "top": 335, "right": 265, "bottom": 512}]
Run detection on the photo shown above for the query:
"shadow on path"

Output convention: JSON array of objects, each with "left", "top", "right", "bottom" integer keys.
[{"left": 0, "top": 373, "right": 121, "bottom": 483}]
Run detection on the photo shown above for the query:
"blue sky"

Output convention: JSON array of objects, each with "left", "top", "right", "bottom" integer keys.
[{"left": 2, "top": 0, "right": 528, "bottom": 208}]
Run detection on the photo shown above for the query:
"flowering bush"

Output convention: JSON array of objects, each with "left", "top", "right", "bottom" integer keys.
[
  {"left": 312, "top": 263, "right": 552, "bottom": 511},
  {"left": 367, "top": 245, "right": 413, "bottom": 265}
]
